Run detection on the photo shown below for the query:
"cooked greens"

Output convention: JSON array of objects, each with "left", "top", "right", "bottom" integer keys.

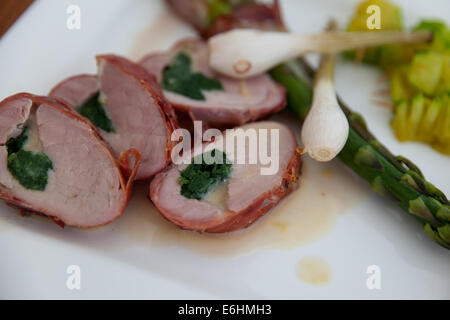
[
  {"left": 389, "top": 21, "right": 450, "bottom": 154},
  {"left": 6, "top": 127, "right": 53, "bottom": 191},
  {"left": 208, "top": 0, "right": 232, "bottom": 26},
  {"left": 346, "top": 0, "right": 450, "bottom": 155},
  {"left": 162, "top": 52, "right": 223, "bottom": 100},
  {"left": 178, "top": 149, "right": 231, "bottom": 200},
  {"left": 6, "top": 126, "right": 28, "bottom": 154},
  {"left": 78, "top": 92, "right": 116, "bottom": 133}
]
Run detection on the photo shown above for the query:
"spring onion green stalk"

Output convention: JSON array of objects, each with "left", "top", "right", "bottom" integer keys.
[
  {"left": 301, "top": 53, "right": 349, "bottom": 161},
  {"left": 208, "top": 29, "right": 432, "bottom": 78},
  {"left": 270, "top": 59, "right": 450, "bottom": 249}
]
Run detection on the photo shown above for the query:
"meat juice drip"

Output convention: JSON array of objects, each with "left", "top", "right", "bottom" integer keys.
[
  {"left": 296, "top": 256, "right": 332, "bottom": 285},
  {"left": 116, "top": 155, "right": 368, "bottom": 257}
]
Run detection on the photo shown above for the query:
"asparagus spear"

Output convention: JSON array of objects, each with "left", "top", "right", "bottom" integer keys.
[{"left": 270, "top": 60, "right": 450, "bottom": 249}]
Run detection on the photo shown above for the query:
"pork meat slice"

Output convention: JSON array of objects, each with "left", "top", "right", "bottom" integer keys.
[
  {"left": 0, "top": 93, "right": 138, "bottom": 228},
  {"left": 50, "top": 74, "right": 99, "bottom": 108},
  {"left": 165, "top": 0, "right": 284, "bottom": 38},
  {"left": 139, "top": 39, "right": 286, "bottom": 127},
  {"left": 149, "top": 121, "right": 301, "bottom": 233},
  {"left": 50, "top": 55, "right": 177, "bottom": 180}
]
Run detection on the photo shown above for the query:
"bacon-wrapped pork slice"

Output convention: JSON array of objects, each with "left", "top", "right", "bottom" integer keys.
[
  {"left": 0, "top": 93, "right": 139, "bottom": 228},
  {"left": 140, "top": 39, "right": 286, "bottom": 128},
  {"left": 50, "top": 55, "right": 177, "bottom": 179},
  {"left": 150, "top": 121, "right": 300, "bottom": 233}
]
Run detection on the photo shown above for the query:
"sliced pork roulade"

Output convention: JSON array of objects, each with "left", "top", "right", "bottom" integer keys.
[
  {"left": 50, "top": 55, "right": 177, "bottom": 180},
  {"left": 150, "top": 121, "right": 301, "bottom": 233},
  {"left": 0, "top": 93, "right": 139, "bottom": 228},
  {"left": 139, "top": 39, "right": 286, "bottom": 127}
]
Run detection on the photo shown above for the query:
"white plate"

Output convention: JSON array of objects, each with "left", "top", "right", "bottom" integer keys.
[{"left": 0, "top": 0, "right": 449, "bottom": 299}]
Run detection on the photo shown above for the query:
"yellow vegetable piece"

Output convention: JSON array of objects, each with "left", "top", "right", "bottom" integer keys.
[
  {"left": 408, "top": 51, "right": 444, "bottom": 96},
  {"left": 391, "top": 101, "right": 409, "bottom": 141},
  {"left": 408, "top": 94, "right": 425, "bottom": 140},
  {"left": 391, "top": 66, "right": 415, "bottom": 103},
  {"left": 419, "top": 97, "right": 441, "bottom": 141},
  {"left": 346, "top": 0, "right": 403, "bottom": 66},
  {"left": 347, "top": 0, "right": 402, "bottom": 31},
  {"left": 348, "top": 0, "right": 450, "bottom": 155},
  {"left": 391, "top": 94, "right": 450, "bottom": 154}
]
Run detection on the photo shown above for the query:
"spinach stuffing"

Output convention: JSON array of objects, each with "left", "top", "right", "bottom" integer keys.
[
  {"left": 78, "top": 92, "right": 116, "bottom": 133},
  {"left": 6, "top": 127, "right": 53, "bottom": 191},
  {"left": 162, "top": 52, "right": 223, "bottom": 100},
  {"left": 178, "top": 149, "right": 231, "bottom": 200}
]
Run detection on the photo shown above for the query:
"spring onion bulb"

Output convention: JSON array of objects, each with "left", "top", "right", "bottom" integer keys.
[
  {"left": 208, "top": 29, "right": 432, "bottom": 79},
  {"left": 301, "top": 53, "right": 348, "bottom": 162}
]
